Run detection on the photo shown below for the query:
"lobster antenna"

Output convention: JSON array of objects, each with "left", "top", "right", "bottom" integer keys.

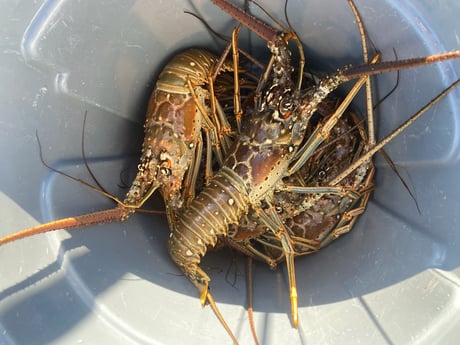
[
  {"left": 81, "top": 111, "right": 110, "bottom": 194},
  {"left": 211, "top": 0, "right": 278, "bottom": 42},
  {"left": 36, "top": 131, "right": 126, "bottom": 207},
  {"left": 373, "top": 49, "right": 400, "bottom": 110},
  {"left": 0, "top": 208, "right": 127, "bottom": 246},
  {"left": 184, "top": 10, "right": 230, "bottom": 43},
  {"left": 343, "top": 51, "right": 460, "bottom": 79}
]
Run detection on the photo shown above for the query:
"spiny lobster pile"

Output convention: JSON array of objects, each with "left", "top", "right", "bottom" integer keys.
[{"left": 1, "top": 0, "right": 460, "bottom": 344}]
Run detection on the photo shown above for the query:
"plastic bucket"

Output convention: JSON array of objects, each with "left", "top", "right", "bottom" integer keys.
[{"left": 1, "top": 1, "right": 459, "bottom": 344}]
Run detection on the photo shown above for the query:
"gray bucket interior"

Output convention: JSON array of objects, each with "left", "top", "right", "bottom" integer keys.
[{"left": 1, "top": 1, "right": 459, "bottom": 344}]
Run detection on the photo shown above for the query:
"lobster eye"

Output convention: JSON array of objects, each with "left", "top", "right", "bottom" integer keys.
[
  {"left": 159, "top": 158, "right": 172, "bottom": 176},
  {"left": 159, "top": 150, "right": 173, "bottom": 176},
  {"left": 160, "top": 167, "right": 172, "bottom": 176},
  {"left": 279, "top": 94, "right": 294, "bottom": 118}
]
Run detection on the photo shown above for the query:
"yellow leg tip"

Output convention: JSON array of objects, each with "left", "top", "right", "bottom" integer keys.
[
  {"left": 291, "top": 287, "right": 299, "bottom": 328},
  {"left": 200, "top": 290, "right": 208, "bottom": 307}
]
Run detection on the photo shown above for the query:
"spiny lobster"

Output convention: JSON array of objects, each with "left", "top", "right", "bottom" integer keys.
[
  {"left": 167, "top": 0, "right": 460, "bottom": 343},
  {"left": 0, "top": 48, "right": 238, "bottom": 238},
  {"left": 0, "top": 44, "right": 247, "bottom": 342}
]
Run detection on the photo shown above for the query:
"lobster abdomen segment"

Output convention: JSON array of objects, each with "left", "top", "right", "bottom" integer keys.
[{"left": 168, "top": 167, "right": 249, "bottom": 269}]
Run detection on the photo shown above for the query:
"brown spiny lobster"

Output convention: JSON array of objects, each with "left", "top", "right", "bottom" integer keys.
[
  {"left": 0, "top": 46, "right": 247, "bottom": 342},
  {"left": 167, "top": 0, "right": 460, "bottom": 343},
  {"left": 0, "top": 48, "right": 238, "bottom": 237}
]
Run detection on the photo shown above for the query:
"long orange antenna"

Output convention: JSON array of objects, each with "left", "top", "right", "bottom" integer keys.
[{"left": 0, "top": 207, "right": 127, "bottom": 246}]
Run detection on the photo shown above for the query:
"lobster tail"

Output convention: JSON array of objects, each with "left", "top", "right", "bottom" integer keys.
[{"left": 168, "top": 167, "right": 248, "bottom": 271}]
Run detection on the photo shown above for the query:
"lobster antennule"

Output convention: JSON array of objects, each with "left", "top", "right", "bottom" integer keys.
[{"left": 0, "top": 207, "right": 128, "bottom": 246}]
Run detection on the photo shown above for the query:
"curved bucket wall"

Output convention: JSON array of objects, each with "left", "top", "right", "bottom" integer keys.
[{"left": 0, "top": 1, "right": 459, "bottom": 344}]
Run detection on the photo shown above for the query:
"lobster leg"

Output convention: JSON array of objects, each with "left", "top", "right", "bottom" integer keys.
[
  {"left": 231, "top": 26, "right": 243, "bottom": 133},
  {"left": 253, "top": 205, "right": 299, "bottom": 327},
  {"left": 185, "top": 265, "right": 240, "bottom": 345},
  {"left": 347, "top": 0, "right": 376, "bottom": 147}
]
